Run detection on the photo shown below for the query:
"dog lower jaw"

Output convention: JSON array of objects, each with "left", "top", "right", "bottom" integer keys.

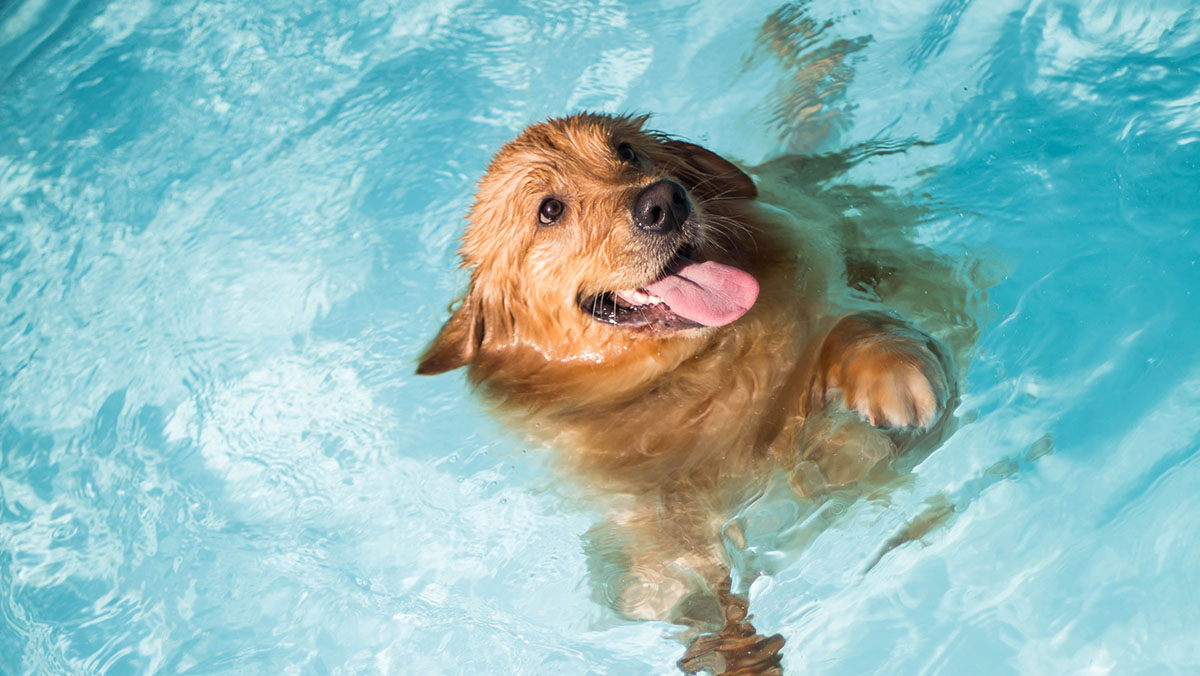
[
  {"left": 577, "top": 240, "right": 706, "bottom": 330},
  {"left": 578, "top": 291, "right": 706, "bottom": 331},
  {"left": 579, "top": 259, "right": 761, "bottom": 330}
]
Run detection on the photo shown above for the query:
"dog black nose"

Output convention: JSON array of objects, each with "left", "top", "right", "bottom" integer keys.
[{"left": 632, "top": 179, "right": 690, "bottom": 234}]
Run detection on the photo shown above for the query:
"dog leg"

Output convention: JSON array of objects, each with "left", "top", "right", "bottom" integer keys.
[
  {"left": 813, "top": 312, "right": 948, "bottom": 430},
  {"left": 584, "top": 498, "right": 732, "bottom": 623},
  {"left": 584, "top": 503, "right": 786, "bottom": 675},
  {"left": 677, "top": 576, "right": 785, "bottom": 676}
]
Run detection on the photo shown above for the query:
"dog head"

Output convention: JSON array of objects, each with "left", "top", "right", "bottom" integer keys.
[{"left": 417, "top": 113, "right": 762, "bottom": 386}]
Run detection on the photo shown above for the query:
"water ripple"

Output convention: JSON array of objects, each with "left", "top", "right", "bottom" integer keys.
[{"left": 2, "top": 0, "right": 1200, "bottom": 673}]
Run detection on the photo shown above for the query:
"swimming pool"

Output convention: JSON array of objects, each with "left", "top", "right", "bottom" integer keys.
[{"left": 1, "top": 0, "right": 1198, "bottom": 673}]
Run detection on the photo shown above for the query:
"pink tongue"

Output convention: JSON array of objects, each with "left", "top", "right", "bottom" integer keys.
[{"left": 643, "top": 261, "right": 759, "bottom": 327}]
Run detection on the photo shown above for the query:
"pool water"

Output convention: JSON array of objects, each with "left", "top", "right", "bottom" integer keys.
[{"left": 2, "top": 0, "right": 1198, "bottom": 674}]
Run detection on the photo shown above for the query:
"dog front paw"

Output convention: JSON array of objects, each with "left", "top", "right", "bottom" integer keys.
[
  {"left": 817, "top": 314, "right": 948, "bottom": 430},
  {"left": 838, "top": 349, "right": 942, "bottom": 428}
]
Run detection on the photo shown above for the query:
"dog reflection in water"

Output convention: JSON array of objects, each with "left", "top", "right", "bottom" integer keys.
[{"left": 418, "top": 113, "right": 964, "bottom": 675}]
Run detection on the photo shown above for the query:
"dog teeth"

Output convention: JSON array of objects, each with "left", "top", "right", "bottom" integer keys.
[{"left": 622, "top": 289, "right": 664, "bottom": 306}]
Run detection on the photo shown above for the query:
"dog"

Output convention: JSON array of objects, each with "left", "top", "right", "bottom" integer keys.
[{"left": 417, "top": 113, "right": 958, "bottom": 675}]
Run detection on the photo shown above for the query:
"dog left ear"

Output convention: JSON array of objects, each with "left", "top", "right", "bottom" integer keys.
[
  {"left": 662, "top": 140, "right": 757, "bottom": 202},
  {"left": 416, "top": 295, "right": 484, "bottom": 376}
]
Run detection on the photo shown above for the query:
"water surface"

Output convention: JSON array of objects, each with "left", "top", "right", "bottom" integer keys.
[{"left": 1, "top": 0, "right": 1199, "bottom": 673}]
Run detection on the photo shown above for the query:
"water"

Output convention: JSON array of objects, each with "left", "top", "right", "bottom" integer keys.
[{"left": 1, "top": 0, "right": 1198, "bottom": 673}]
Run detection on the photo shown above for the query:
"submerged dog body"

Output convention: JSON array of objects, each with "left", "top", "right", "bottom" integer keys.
[
  {"left": 420, "top": 113, "right": 943, "bottom": 486},
  {"left": 419, "top": 113, "right": 952, "bottom": 673}
]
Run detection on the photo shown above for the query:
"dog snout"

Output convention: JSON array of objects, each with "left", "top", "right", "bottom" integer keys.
[{"left": 632, "top": 179, "right": 690, "bottom": 234}]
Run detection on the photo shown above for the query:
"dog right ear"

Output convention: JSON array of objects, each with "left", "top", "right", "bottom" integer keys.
[{"left": 416, "top": 296, "right": 484, "bottom": 376}]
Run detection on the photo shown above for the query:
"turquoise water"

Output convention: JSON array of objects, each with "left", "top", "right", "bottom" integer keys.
[{"left": 2, "top": 0, "right": 1199, "bottom": 674}]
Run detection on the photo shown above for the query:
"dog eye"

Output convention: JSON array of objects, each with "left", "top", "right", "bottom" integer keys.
[
  {"left": 617, "top": 143, "right": 638, "bottom": 163},
  {"left": 538, "top": 198, "right": 564, "bottom": 225}
]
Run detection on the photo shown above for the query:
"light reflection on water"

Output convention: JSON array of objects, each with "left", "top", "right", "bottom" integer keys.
[{"left": 1, "top": 0, "right": 1198, "bottom": 673}]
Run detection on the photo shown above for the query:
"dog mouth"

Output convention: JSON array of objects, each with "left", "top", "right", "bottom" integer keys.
[{"left": 579, "top": 244, "right": 760, "bottom": 330}]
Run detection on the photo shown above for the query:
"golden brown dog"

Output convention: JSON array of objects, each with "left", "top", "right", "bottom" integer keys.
[{"left": 418, "top": 113, "right": 959, "bottom": 675}]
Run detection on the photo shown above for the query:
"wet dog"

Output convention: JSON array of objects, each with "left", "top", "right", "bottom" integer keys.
[{"left": 418, "top": 113, "right": 955, "bottom": 675}]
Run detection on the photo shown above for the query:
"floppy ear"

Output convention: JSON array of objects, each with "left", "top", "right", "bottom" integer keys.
[
  {"left": 416, "top": 296, "right": 484, "bottom": 375},
  {"left": 662, "top": 140, "right": 757, "bottom": 202}
]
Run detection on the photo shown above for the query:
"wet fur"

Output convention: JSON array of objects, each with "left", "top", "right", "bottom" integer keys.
[{"left": 419, "top": 113, "right": 959, "bottom": 674}]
